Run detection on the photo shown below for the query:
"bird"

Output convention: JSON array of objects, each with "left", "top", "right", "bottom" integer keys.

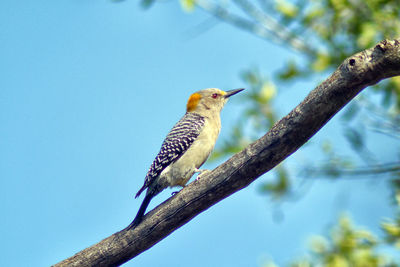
[{"left": 128, "top": 88, "right": 244, "bottom": 229}]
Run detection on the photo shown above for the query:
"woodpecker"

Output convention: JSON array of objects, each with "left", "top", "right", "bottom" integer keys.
[{"left": 128, "top": 88, "right": 244, "bottom": 229}]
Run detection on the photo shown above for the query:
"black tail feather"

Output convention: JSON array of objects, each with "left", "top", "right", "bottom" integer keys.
[
  {"left": 135, "top": 184, "right": 146, "bottom": 199},
  {"left": 127, "top": 193, "right": 153, "bottom": 230}
]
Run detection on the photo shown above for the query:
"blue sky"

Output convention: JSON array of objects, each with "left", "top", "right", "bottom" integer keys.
[{"left": 1, "top": 1, "right": 397, "bottom": 266}]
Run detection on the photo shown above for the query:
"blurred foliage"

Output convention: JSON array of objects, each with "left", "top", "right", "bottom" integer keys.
[
  {"left": 180, "top": 0, "right": 196, "bottom": 12},
  {"left": 284, "top": 181, "right": 400, "bottom": 266},
  {"left": 381, "top": 179, "right": 400, "bottom": 249},
  {"left": 273, "top": 0, "right": 400, "bottom": 109},
  {"left": 287, "top": 215, "right": 399, "bottom": 267},
  {"left": 259, "top": 165, "right": 290, "bottom": 199},
  {"left": 138, "top": 0, "right": 156, "bottom": 9},
  {"left": 263, "top": 182, "right": 400, "bottom": 266}
]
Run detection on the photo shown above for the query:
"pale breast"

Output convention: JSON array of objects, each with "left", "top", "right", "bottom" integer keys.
[{"left": 162, "top": 117, "right": 221, "bottom": 188}]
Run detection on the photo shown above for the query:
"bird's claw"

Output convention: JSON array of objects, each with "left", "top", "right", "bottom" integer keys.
[{"left": 195, "top": 169, "right": 211, "bottom": 181}]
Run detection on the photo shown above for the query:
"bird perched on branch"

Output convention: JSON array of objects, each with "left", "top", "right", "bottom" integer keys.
[{"left": 128, "top": 88, "right": 244, "bottom": 229}]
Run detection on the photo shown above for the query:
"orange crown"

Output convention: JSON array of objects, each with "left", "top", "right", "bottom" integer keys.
[{"left": 186, "top": 93, "right": 202, "bottom": 112}]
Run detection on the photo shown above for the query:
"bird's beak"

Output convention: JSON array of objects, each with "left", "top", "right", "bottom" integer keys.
[{"left": 224, "top": 88, "right": 244, "bottom": 98}]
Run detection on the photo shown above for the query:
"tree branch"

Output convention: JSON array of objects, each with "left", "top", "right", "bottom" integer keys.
[
  {"left": 194, "top": 0, "right": 316, "bottom": 55},
  {"left": 54, "top": 39, "right": 400, "bottom": 267},
  {"left": 231, "top": 0, "right": 315, "bottom": 55},
  {"left": 304, "top": 162, "right": 400, "bottom": 178}
]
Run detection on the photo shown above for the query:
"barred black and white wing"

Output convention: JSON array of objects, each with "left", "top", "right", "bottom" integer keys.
[{"left": 135, "top": 112, "right": 205, "bottom": 198}]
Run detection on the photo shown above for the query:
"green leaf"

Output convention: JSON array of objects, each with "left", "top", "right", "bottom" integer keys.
[
  {"left": 312, "top": 52, "right": 331, "bottom": 72},
  {"left": 275, "top": 0, "right": 299, "bottom": 18},
  {"left": 278, "top": 60, "right": 301, "bottom": 80},
  {"left": 260, "top": 166, "right": 290, "bottom": 198},
  {"left": 303, "top": 7, "right": 325, "bottom": 26},
  {"left": 180, "top": 0, "right": 196, "bottom": 12},
  {"left": 259, "top": 82, "right": 277, "bottom": 104},
  {"left": 140, "top": 0, "right": 156, "bottom": 9},
  {"left": 357, "top": 22, "right": 377, "bottom": 48}
]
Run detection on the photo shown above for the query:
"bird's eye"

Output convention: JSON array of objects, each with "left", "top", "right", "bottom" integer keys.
[{"left": 212, "top": 93, "right": 218, "bottom": 99}]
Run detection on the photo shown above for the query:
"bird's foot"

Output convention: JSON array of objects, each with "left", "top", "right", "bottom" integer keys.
[{"left": 194, "top": 168, "right": 211, "bottom": 181}]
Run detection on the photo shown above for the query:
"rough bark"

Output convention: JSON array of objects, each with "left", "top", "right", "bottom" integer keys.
[{"left": 54, "top": 38, "right": 400, "bottom": 267}]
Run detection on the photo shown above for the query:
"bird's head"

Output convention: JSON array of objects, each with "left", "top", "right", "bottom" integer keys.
[{"left": 186, "top": 88, "right": 244, "bottom": 115}]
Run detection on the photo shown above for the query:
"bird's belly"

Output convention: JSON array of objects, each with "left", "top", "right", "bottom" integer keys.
[{"left": 161, "top": 130, "right": 217, "bottom": 188}]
